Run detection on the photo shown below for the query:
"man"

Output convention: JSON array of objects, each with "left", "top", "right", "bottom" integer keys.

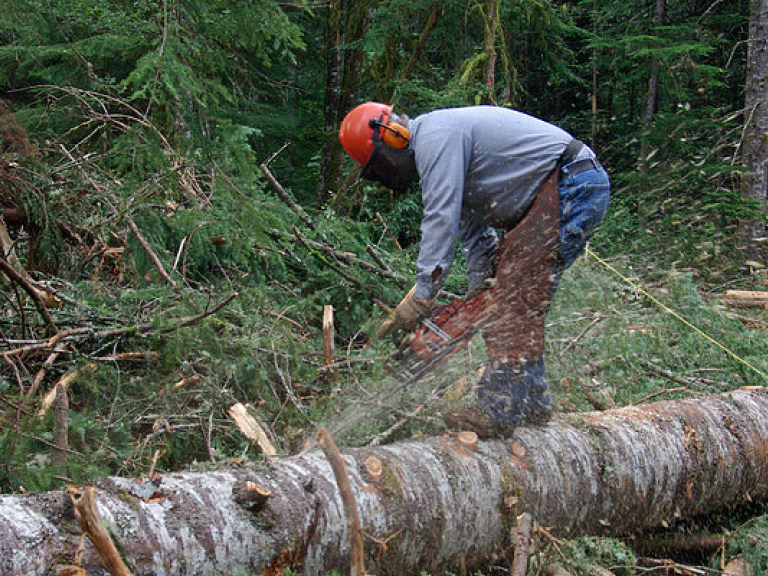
[{"left": 339, "top": 103, "right": 610, "bottom": 437}]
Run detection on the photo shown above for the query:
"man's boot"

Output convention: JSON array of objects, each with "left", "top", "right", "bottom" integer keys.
[
  {"left": 521, "top": 358, "right": 553, "bottom": 425},
  {"left": 444, "top": 363, "right": 529, "bottom": 438},
  {"left": 444, "top": 360, "right": 553, "bottom": 437},
  {"left": 476, "top": 362, "right": 531, "bottom": 429},
  {"left": 442, "top": 405, "right": 515, "bottom": 439}
]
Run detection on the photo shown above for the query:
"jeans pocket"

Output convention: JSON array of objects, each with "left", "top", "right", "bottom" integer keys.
[{"left": 558, "top": 179, "right": 610, "bottom": 269}]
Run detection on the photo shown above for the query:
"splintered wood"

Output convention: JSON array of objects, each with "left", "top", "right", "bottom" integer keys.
[
  {"left": 323, "top": 305, "right": 335, "bottom": 368},
  {"left": 227, "top": 403, "right": 278, "bottom": 457},
  {"left": 37, "top": 364, "right": 97, "bottom": 419}
]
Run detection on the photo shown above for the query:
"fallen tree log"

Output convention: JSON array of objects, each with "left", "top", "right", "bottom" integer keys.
[
  {"left": 2, "top": 387, "right": 768, "bottom": 575},
  {"left": 723, "top": 289, "right": 768, "bottom": 308}
]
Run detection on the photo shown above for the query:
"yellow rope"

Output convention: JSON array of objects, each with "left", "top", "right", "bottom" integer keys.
[{"left": 585, "top": 246, "right": 768, "bottom": 382}]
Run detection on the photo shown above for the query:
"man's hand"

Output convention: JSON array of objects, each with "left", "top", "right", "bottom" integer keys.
[{"left": 394, "top": 295, "right": 432, "bottom": 332}]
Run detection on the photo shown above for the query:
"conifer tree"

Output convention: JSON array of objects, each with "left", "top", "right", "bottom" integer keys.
[{"left": 742, "top": 0, "right": 768, "bottom": 266}]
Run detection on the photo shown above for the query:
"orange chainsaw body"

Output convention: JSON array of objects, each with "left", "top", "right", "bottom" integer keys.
[{"left": 407, "top": 291, "right": 493, "bottom": 363}]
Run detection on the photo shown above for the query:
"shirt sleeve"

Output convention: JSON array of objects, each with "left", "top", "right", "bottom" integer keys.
[{"left": 413, "top": 126, "right": 472, "bottom": 300}]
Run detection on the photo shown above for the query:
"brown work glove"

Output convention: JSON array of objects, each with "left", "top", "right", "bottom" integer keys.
[{"left": 393, "top": 295, "right": 432, "bottom": 332}]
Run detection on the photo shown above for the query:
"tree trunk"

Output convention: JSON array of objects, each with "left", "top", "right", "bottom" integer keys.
[
  {"left": 742, "top": 0, "right": 768, "bottom": 266},
  {"left": 483, "top": 0, "right": 499, "bottom": 99},
  {"left": 402, "top": 1, "right": 442, "bottom": 81},
  {"left": 316, "top": 0, "right": 344, "bottom": 208},
  {"left": 3, "top": 387, "right": 768, "bottom": 576},
  {"left": 642, "top": 0, "right": 665, "bottom": 126},
  {"left": 316, "top": 0, "right": 374, "bottom": 208}
]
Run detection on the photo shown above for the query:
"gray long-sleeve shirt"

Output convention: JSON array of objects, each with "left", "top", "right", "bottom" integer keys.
[{"left": 408, "top": 106, "right": 593, "bottom": 300}]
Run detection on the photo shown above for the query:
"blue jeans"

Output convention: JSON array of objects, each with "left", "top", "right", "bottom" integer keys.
[
  {"left": 555, "top": 164, "right": 611, "bottom": 290},
  {"left": 479, "top": 164, "right": 610, "bottom": 425}
]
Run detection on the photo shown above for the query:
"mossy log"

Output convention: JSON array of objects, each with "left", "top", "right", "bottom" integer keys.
[{"left": 2, "top": 387, "right": 768, "bottom": 575}]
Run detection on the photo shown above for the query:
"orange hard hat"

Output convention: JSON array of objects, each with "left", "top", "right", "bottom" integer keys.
[{"left": 339, "top": 102, "right": 396, "bottom": 165}]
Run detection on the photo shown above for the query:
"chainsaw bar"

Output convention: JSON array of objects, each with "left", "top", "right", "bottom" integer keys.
[
  {"left": 385, "top": 325, "right": 478, "bottom": 383},
  {"left": 305, "top": 298, "right": 485, "bottom": 449},
  {"left": 302, "top": 329, "right": 477, "bottom": 451}
]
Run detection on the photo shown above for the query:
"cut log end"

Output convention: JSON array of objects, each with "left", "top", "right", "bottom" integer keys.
[
  {"left": 511, "top": 441, "right": 527, "bottom": 458},
  {"left": 364, "top": 455, "right": 384, "bottom": 483},
  {"left": 457, "top": 431, "right": 478, "bottom": 451}
]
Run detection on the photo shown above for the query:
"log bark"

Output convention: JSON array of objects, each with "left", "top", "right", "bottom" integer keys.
[{"left": 3, "top": 387, "right": 768, "bottom": 576}]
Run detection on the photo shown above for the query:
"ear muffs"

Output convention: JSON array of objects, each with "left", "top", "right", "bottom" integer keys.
[
  {"left": 369, "top": 118, "right": 410, "bottom": 150},
  {"left": 382, "top": 122, "right": 410, "bottom": 149}
]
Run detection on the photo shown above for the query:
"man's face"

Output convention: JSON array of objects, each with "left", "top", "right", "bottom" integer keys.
[{"left": 362, "top": 141, "right": 418, "bottom": 193}]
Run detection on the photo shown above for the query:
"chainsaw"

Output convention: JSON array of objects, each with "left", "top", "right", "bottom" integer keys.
[
  {"left": 293, "top": 290, "right": 493, "bottom": 452},
  {"left": 380, "top": 289, "right": 493, "bottom": 381}
]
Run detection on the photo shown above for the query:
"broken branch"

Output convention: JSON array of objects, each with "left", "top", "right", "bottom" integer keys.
[
  {"left": 511, "top": 512, "right": 532, "bottom": 576},
  {"left": 3, "top": 293, "right": 238, "bottom": 360},
  {"left": 125, "top": 217, "right": 178, "bottom": 287},
  {"left": 0, "top": 256, "right": 58, "bottom": 332},
  {"left": 270, "top": 227, "right": 406, "bottom": 285},
  {"left": 317, "top": 427, "right": 367, "bottom": 576},
  {"left": 52, "top": 384, "right": 69, "bottom": 476},
  {"left": 323, "top": 305, "right": 335, "bottom": 369},
  {"left": 69, "top": 486, "right": 134, "bottom": 576},
  {"left": 259, "top": 162, "right": 317, "bottom": 231}
]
